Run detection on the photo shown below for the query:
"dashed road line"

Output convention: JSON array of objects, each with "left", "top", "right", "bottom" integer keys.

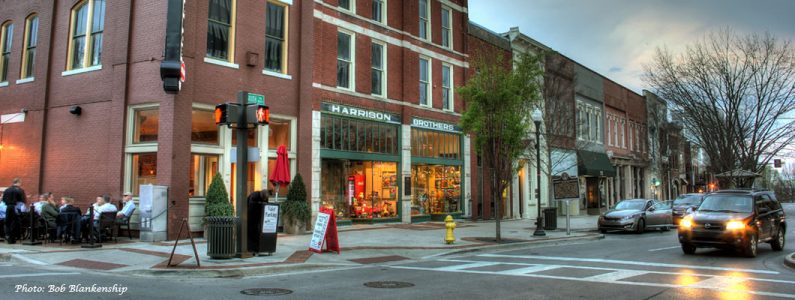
[{"left": 648, "top": 246, "right": 680, "bottom": 252}]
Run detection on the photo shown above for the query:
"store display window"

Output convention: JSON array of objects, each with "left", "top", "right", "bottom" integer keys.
[
  {"left": 411, "top": 165, "right": 461, "bottom": 216},
  {"left": 321, "top": 159, "right": 399, "bottom": 220}
]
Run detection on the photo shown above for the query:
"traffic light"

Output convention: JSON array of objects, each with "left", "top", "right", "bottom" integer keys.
[
  {"left": 774, "top": 159, "right": 782, "bottom": 168},
  {"left": 214, "top": 103, "right": 239, "bottom": 126},
  {"left": 247, "top": 105, "right": 270, "bottom": 125}
]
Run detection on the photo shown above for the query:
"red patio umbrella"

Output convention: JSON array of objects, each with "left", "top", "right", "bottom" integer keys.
[{"left": 269, "top": 145, "right": 291, "bottom": 200}]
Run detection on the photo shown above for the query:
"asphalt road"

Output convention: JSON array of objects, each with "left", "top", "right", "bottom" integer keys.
[{"left": 0, "top": 204, "right": 793, "bottom": 300}]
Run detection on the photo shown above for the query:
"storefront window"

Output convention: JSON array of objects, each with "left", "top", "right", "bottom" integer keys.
[
  {"left": 411, "top": 165, "right": 461, "bottom": 215},
  {"left": 268, "top": 119, "right": 291, "bottom": 150},
  {"left": 321, "top": 159, "right": 399, "bottom": 220},
  {"left": 411, "top": 128, "right": 459, "bottom": 159},
  {"left": 189, "top": 154, "right": 219, "bottom": 197},
  {"left": 133, "top": 108, "right": 158, "bottom": 143},
  {"left": 320, "top": 115, "right": 398, "bottom": 155},
  {"left": 191, "top": 109, "right": 219, "bottom": 144},
  {"left": 131, "top": 153, "right": 157, "bottom": 195},
  {"left": 231, "top": 128, "right": 257, "bottom": 146}
]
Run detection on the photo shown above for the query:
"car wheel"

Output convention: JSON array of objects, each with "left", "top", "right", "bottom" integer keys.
[
  {"left": 771, "top": 227, "right": 785, "bottom": 251},
  {"left": 681, "top": 243, "right": 696, "bottom": 254},
  {"left": 742, "top": 233, "right": 758, "bottom": 258},
  {"left": 600, "top": 229, "right": 607, "bottom": 234},
  {"left": 661, "top": 225, "right": 670, "bottom": 232},
  {"left": 635, "top": 218, "right": 645, "bottom": 234}
]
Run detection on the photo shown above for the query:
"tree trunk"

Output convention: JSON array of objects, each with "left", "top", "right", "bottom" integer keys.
[{"left": 494, "top": 172, "right": 501, "bottom": 242}]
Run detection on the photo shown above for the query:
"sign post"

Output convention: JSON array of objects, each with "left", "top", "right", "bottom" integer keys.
[
  {"left": 309, "top": 207, "right": 340, "bottom": 254},
  {"left": 553, "top": 173, "right": 580, "bottom": 236}
]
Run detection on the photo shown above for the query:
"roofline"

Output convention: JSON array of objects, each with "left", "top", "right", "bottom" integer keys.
[{"left": 467, "top": 21, "right": 512, "bottom": 51}]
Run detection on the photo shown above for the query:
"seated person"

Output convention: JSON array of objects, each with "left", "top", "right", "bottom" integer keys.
[
  {"left": 39, "top": 196, "right": 59, "bottom": 241},
  {"left": 33, "top": 194, "right": 46, "bottom": 216},
  {"left": 79, "top": 195, "right": 118, "bottom": 241},
  {"left": 116, "top": 192, "right": 136, "bottom": 221},
  {"left": 56, "top": 196, "right": 81, "bottom": 242}
]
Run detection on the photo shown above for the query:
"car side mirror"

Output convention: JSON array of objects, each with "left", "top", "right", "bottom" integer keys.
[{"left": 648, "top": 206, "right": 656, "bottom": 212}]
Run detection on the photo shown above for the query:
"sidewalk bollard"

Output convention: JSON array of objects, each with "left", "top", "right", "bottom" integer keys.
[{"left": 444, "top": 215, "right": 456, "bottom": 244}]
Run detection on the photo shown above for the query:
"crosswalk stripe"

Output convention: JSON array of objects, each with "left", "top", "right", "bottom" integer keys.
[
  {"left": 689, "top": 276, "right": 748, "bottom": 289},
  {"left": 478, "top": 254, "right": 780, "bottom": 275},
  {"left": 389, "top": 264, "right": 795, "bottom": 299},
  {"left": 497, "top": 265, "right": 561, "bottom": 275},
  {"left": 584, "top": 270, "right": 647, "bottom": 282},
  {"left": 436, "top": 262, "right": 498, "bottom": 271},
  {"left": 0, "top": 272, "right": 81, "bottom": 279}
]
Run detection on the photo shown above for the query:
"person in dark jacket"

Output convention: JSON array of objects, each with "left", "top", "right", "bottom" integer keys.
[
  {"left": 2, "top": 178, "right": 26, "bottom": 244},
  {"left": 57, "top": 196, "right": 81, "bottom": 243},
  {"left": 40, "top": 194, "right": 59, "bottom": 241}
]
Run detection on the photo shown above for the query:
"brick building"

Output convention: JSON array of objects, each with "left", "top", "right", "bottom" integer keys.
[
  {"left": 604, "top": 78, "right": 648, "bottom": 207},
  {"left": 0, "top": 0, "right": 488, "bottom": 238}
]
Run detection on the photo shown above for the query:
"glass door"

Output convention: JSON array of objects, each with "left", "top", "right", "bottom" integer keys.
[{"left": 230, "top": 128, "right": 261, "bottom": 209}]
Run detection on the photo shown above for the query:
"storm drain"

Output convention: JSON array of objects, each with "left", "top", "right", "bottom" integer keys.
[
  {"left": 363, "top": 281, "right": 415, "bottom": 289},
  {"left": 240, "top": 288, "right": 293, "bottom": 296}
]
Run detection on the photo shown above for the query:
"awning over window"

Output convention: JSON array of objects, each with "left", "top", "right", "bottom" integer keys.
[{"left": 577, "top": 150, "right": 616, "bottom": 177}]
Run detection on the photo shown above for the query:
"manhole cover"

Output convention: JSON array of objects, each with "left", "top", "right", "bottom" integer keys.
[
  {"left": 240, "top": 288, "right": 293, "bottom": 296},
  {"left": 363, "top": 281, "right": 415, "bottom": 289}
]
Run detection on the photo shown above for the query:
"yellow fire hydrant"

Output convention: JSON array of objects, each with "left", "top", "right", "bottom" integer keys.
[{"left": 444, "top": 215, "right": 456, "bottom": 244}]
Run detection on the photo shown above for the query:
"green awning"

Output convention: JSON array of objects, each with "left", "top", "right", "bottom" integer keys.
[{"left": 577, "top": 150, "right": 616, "bottom": 177}]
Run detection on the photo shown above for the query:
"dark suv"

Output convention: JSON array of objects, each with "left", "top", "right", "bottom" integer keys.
[{"left": 677, "top": 189, "right": 786, "bottom": 257}]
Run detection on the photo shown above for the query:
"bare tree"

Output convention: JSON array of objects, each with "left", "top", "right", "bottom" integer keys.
[{"left": 644, "top": 29, "right": 795, "bottom": 182}]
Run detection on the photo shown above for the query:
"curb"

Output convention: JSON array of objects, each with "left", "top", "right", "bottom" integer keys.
[
  {"left": 125, "top": 263, "right": 359, "bottom": 278},
  {"left": 785, "top": 252, "right": 795, "bottom": 270}
]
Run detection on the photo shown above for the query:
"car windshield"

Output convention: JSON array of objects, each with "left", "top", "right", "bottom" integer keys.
[
  {"left": 614, "top": 200, "right": 646, "bottom": 210},
  {"left": 673, "top": 195, "right": 702, "bottom": 206},
  {"left": 697, "top": 195, "right": 752, "bottom": 213}
]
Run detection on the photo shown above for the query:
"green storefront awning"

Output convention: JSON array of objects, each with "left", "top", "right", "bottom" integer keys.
[{"left": 577, "top": 150, "right": 616, "bottom": 177}]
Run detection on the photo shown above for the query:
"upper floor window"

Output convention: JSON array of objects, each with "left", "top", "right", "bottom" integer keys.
[
  {"left": 441, "top": 7, "right": 452, "bottom": 48},
  {"left": 442, "top": 64, "right": 452, "bottom": 110},
  {"left": 21, "top": 15, "right": 38, "bottom": 79},
  {"left": 0, "top": 22, "right": 12, "bottom": 82},
  {"left": 336, "top": 31, "right": 353, "bottom": 89},
  {"left": 371, "top": 42, "right": 385, "bottom": 97},
  {"left": 418, "top": 0, "right": 429, "bottom": 40},
  {"left": 264, "top": 1, "right": 287, "bottom": 73},
  {"left": 372, "top": 0, "right": 385, "bottom": 23},
  {"left": 419, "top": 57, "right": 430, "bottom": 106},
  {"left": 339, "top": 0, "right": 353, "bottom": 11},
  {"left": 133, "top": 107, "right": 159, "bottom": 144},
  {"left": 68, "top": 0, "right": 105, "bottom": 71},
  {"left": 207, "top": 0, "right": 235, "bottom": 62}
]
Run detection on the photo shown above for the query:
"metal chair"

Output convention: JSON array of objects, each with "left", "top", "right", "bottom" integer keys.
[
  {"left": 116, "top": 207, "right": 136, "bottom": 240},
  {"left": 97, "top": 212, "right": 118, "bottom": 243}
]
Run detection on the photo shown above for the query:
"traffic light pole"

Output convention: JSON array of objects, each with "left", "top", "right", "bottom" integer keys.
[{"left": 236, "top": 91, "right": 251, "bottom": 258}]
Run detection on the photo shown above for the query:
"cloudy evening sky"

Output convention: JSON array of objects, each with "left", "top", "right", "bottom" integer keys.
[{"left": 469, "top": 0, "right": 795, "bottom": 94}]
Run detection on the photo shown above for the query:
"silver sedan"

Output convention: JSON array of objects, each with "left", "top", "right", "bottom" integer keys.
[{"left": 598, "top": 199, "right": 674, "bottom": 234}]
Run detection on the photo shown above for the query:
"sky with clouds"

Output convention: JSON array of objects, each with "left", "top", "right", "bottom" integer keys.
[{"left": 468, "top": 0, "right": 795, "bottom": 94}]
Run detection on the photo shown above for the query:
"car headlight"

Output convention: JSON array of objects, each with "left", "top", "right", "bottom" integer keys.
[
  {"left": 680, "top": 216, "right": 693, "bottom": 229},
  {"left": 726, "top": 221, "right": 745, "bottom": 230},
  {"left": 622, "top": 214, "right": 637, "bottom": 220}
]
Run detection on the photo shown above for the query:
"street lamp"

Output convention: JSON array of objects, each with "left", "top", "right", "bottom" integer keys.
[{"left": 532, "top": 107, "right": 546, "bottom": 237}]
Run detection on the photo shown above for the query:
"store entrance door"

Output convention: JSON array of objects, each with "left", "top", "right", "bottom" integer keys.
[{"left": 586, "top": 177, "right": 600, "bottom": 215}]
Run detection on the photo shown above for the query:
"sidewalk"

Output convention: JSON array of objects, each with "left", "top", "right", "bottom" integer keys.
[{"left": 0, "top": 215, "right": 602, "bottom": 278}]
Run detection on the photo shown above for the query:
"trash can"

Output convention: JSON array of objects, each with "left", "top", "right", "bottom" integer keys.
[
  {"left": 543, "top": 207, "right": 557, "bottom": 230},
  {"left": 206, "top": 216, "right": 238, "bottom": 259}
]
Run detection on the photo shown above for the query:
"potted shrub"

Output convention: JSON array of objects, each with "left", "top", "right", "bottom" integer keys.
[
  {"left": 281, "top": 174, "right": 311, "bottom": 234},
  {"left": 204, "top": 174, "right": 236, "bottom": 258}
]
